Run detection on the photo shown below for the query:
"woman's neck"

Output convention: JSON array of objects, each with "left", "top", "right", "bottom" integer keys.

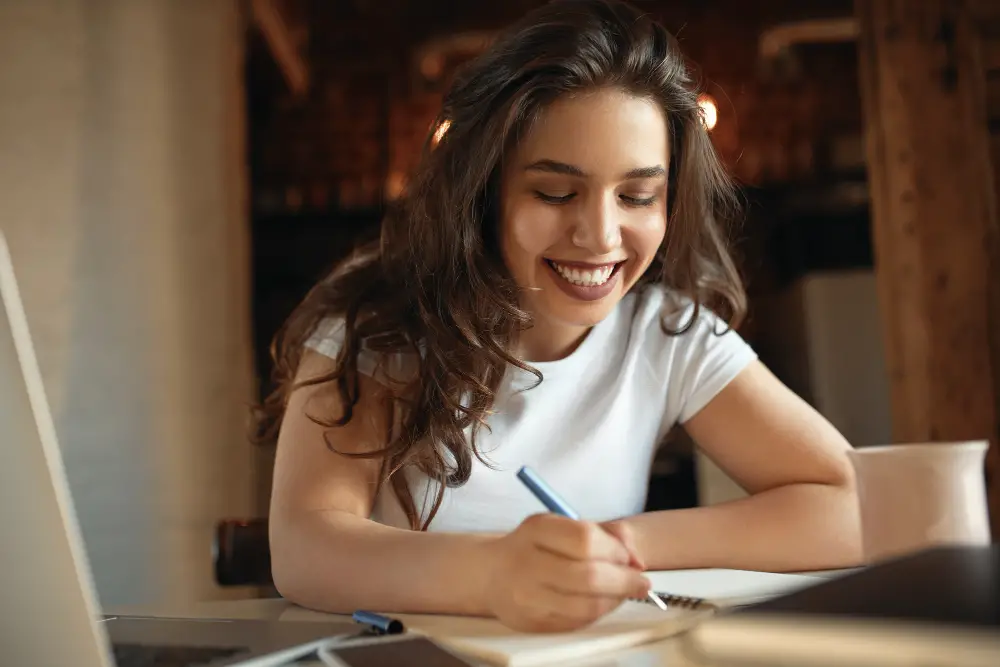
[{"left": 514, "top": 317, "right": 592, "bottom": 363}]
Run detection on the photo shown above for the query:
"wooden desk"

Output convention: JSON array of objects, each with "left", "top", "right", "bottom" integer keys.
[
  {"left": 107, "top": 570, "right": 851, "bottom": 666},
  {"left": 108, "top": 597, "right": 708, "bottom": 666}
]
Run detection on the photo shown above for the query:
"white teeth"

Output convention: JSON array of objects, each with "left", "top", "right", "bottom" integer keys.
[{"left": 550, "top": 261, "right": 616, "bottom": 287}]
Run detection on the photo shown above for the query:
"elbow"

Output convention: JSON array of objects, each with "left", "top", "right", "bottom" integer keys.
[
  {"left": 810, "top": 441, "right": 857, "bottom": 493},
  {"left": 269, "top": 552, "right": 305, "bottom": 608},
  {"left": 271, "top": 571, "right": 329, "bottom": 613},
  {"left": 833, "top": 488, "right": 865, "bottom": 568},
  {"left": 268, "top": 514, "right": 348, "bottom": 613},
  {"left": 818, "top": 455, "right": 865, "bottom": 567},
  {"left": 267, "top": 517, "right": 306, "bottom": 604},
  {"left": 769, "top": 451, "right": 864, "bottom": 569}
]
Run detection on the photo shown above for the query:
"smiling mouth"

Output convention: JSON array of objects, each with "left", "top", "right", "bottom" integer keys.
[{"left": 544, "top": 259, "right": 625, "bottom": 287}]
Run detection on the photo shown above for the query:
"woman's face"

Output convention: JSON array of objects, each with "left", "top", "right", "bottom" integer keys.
[{"left": 499, "top": 88, "right": 669, "bottom": 334}]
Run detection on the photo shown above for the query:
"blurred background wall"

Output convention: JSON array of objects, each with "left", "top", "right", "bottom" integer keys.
[{"left": 0, "top": 0, "right": 255, "bottom": 606}]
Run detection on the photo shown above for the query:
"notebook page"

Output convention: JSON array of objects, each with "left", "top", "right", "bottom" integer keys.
[
  {"left": 646, "top": 568, "right": 823, "bottom": 607},
  {"left": 277, "top": 569, "right": 829, "bottom": 665},
  {"left": 398, "top": 601, "right": 709, "bottom": 667}
]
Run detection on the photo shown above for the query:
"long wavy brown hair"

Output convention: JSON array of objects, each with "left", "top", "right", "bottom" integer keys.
[{"left": 254, "top": 0, "right": 746, "bottom": 530}]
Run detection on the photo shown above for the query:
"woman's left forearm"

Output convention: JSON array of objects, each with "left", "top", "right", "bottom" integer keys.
[{"left": 615, "top": 481, "right": 864, "bottom": 572}]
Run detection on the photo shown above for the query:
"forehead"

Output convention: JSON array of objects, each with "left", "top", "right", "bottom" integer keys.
[{"left": 512, "top": 89, "right": 670, "bottom": 173}]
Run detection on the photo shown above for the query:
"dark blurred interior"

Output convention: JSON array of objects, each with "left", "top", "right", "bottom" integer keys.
[{"left": 245, "top": 0, "right": 877, "bottom": 510}]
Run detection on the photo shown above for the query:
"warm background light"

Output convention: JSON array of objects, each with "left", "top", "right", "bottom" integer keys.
[
  {"left": 698, "top": 94, "right": 718, "bottom": 130},
  {"left": 433, "top": 119, "right": 451, "bottom": 144}
]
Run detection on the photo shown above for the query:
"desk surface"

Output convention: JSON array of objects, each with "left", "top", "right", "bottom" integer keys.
[
  {"left": 108, "top": 597, "right": 705, "bottom": 666},
  {"left": 107, "top": 569, "right": 851, "bottom": 667}
]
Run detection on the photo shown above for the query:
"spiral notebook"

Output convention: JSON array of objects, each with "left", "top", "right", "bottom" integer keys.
[
  {"left": 382, "top": 569, "right": 822, "bottom": 666},
  {"left": 394, "top": 599, "right": 701, "bottom": 667}
]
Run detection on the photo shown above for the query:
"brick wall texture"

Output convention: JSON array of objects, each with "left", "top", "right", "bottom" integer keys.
[{"left": 249, "top": 0, "right": 861, "bottom": 213}]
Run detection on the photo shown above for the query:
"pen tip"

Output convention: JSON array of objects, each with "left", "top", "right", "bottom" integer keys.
[{"left": 648, "top": 591, "right": 669, "bottom": 611}]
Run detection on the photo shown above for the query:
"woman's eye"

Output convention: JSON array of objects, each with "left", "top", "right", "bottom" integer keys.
[
  {"left": 620, "top": 194, "right": 658, "bottom": 207},
  {"left": 534, "top": 191, "right": 575, "bottom": 204}
]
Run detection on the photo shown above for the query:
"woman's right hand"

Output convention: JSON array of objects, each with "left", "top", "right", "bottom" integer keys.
[{"left": 481, "top": 514, "right": 653, "bottom": 632}]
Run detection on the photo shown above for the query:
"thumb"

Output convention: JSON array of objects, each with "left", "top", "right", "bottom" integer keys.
[{"left": 601, "top": 520, "right": 646, "bottom": 571}]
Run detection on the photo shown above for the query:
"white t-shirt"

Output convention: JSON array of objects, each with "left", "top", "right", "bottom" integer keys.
[{"left": 305, "top": 284, "right": 757, "bottom": 533}]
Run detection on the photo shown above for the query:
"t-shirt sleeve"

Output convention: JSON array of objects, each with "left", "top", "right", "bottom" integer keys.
[
  {"left": 304, "top": 317, "right": 416, "bottom": 387},
  {"left": 304, "top": 317, "right": 373, "bottom": 373},
  {"left": 666, "top": 303, "right": 758, "bottom": 425}
]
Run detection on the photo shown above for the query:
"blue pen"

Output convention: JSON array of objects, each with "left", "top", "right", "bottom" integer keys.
[
  {"left": 516, "top": 465, "right": 669, "bottom": 611},
  {"left": 352, "top": 609, "right": 405, "bottom": 635},
  {"left": 516, "top": 465, "right": 581, "bottom": 519}
]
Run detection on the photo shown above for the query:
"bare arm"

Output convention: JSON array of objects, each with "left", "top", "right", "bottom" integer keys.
[
  {"left": 269, "top": 350, "right": 649, "bottom": 629},
  {"left": 615, "top": 361, "right": 864, "bottom": 572},
  {"left": 268, "top": 350, "right": 494, "bottom": 616}
]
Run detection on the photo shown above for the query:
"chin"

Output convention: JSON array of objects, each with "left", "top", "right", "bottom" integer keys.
[{"left": 538, "top": 291, "right": 624, "bottom": 329}]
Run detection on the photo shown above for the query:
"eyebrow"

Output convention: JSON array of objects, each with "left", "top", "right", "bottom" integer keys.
[{"left": 524, "top": 159, "right": 666, "bottom": 180}]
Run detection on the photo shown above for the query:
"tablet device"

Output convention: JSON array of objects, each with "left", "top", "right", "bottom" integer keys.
[{"left": 318, "top": 634, "right": 477, "bottom": 667}]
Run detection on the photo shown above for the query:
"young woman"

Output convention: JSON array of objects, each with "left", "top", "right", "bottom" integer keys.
[{"left": 256, "top": 0, "right": 863, "bottom": 633}]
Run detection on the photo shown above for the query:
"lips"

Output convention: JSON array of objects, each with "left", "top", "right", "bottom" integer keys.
[
  {"left": 543, "top": 259, "right": 625, "bottom": 302},
  {"left": 547, "top": 260, "right": 618, "bottom": 286}
]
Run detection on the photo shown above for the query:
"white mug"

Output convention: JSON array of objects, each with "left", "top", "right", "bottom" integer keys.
[{"left": 846, "top": 441, "right": 991, "bottom": 563}]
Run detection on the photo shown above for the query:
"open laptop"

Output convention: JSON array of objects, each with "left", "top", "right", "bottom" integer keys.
[{"left": 0, "top": 231, "right": 357, "bottom": 666}]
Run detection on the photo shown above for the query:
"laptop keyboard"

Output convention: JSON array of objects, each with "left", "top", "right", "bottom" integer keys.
[{"left": 112, "top": 642, "right": 245, "bottom": 667}]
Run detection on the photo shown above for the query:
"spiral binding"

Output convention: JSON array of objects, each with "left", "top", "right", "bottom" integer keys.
[{"left": 643, "top": 591, "right": 717, "bottom": 611}]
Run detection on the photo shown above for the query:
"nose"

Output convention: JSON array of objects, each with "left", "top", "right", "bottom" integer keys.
[{"left": 570, "top": 193, "right": 621, "bottom": 255}]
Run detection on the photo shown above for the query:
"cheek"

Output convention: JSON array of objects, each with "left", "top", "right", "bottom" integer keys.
[
  {"left": 627, "top": 212, "right": 667, "bottom": 260},
  {"left": 501, "top": 202, "right": 563, "bottom": 267}
]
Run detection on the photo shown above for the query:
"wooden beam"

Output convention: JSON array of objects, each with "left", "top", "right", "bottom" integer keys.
[
  {"left": 251, "top": 0, "right": 309, "bottom": 97},
  {"left": 855, "top": 0, "right": 1000, "bottom": 537}
]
